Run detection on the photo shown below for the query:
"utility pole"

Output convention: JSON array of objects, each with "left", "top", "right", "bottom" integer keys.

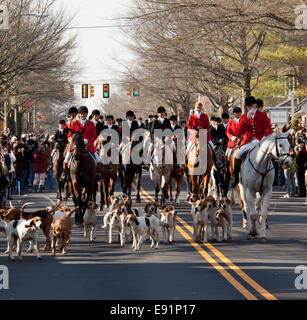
[
  {"left": 291, "top": 91, "right": 295, "bottom": 120},
  {"left": 33, "top": 105, "right": 36, "bottom": 130},
  {"left": 4, "top": 100, "right": 8, "bottom": 129}
]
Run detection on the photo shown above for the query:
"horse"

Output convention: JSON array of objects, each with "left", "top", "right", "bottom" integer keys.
[
  {"left": 119, "top": 141, "right": 142, "bottom": 202},
  {"left": 149, "top": 138, "right": 173, "bottom": 206},
  {"left": 69, "top": 131, "right": 97, "bottom": 225},
  {"left": 95, "top": 135, "right": 119, "bottom": 211},
  {"left": 239, "top": 130, "right": 292, "bottom": 241},
  {"left": 210, "top": 143, "right": 231, "bottom": 199},
  {"left": 186, "top": 132, "right": 213, "bottom": 200},
  {"left": 52, "top": 142, "right": 66, "bottom": 201}
]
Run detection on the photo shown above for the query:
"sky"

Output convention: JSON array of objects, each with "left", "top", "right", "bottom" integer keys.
[{"left": 56, "top": 0, "right": 134, "bottom": 111}]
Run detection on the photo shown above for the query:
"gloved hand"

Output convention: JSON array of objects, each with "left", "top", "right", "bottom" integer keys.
[
  {"left": 84, "top": 139, "right": 88, "bottom": 145},
  {"left": 231, "top": 136, "right": 237, "bottom": 142}
]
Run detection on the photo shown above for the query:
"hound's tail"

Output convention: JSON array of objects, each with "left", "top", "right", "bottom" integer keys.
[
  {"left": 20, "top": 203, "right": 35, "bottom": 220},
  {"left": 67, "top": 206, "right": 79, "bottom": 218}
]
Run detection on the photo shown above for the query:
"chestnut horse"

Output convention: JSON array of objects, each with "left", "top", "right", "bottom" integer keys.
[{"left": 187, "top": 133, "right": 213, "bottom": 200}]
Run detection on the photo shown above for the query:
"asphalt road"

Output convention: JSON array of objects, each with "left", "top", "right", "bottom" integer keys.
[{"left": 0, "top": 173, "right": 306, "bottom": 300}]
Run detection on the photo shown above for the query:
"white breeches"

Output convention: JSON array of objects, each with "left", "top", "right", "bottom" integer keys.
[
  {"left": 235, "top": 139, "right": 259, "bottom": 159},
  {"left": 93, "top": 152, "right": 100, "bottom": 165},
  {"left": 64, "top": 151, "right": 100, "bottom": 165},
  {"left": 64, "top": 151, "right": 72, "bottom": 164},
  {"left": 226, "top": 148, "right": 232, "bottom": 160}
]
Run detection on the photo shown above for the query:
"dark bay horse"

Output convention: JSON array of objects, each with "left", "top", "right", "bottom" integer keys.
[
  {"left": 69, "top": 132, "right": 96, "bottom": 225},
  {"left": 119, "top": 142, "right": 142, "bottom": 202},
  {"left": 52, "top": 142, "right": 66, "bottom": 201},
  {"left": 94, "top": 135, "right": 119, "bottom": 211}
]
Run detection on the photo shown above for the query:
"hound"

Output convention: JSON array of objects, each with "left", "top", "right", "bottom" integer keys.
[
  {"left": 6, "top": 217, "right": 43, "bottom": 261},
  {"left": 160, "top": 205, "right": 177, "bottom": 243}
]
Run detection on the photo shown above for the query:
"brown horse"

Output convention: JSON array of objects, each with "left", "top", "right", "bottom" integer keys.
[
  {"left": 69, "top": 131, "right": 96, "bottom": 225},
  {"left": 187, "top": 133, "right": 213, "bottom": 200},
  {"left": 94, "top": 136, "right": 118, "bottom": 211}
]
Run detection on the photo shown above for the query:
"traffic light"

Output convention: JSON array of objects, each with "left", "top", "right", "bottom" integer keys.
[
  {"left": 133, "top": 88, "right": 140, "bottom": 97},
  {"left": 82, "top": 84, "right": 88, "bottom": 99},
  {"left": 103, "top": 84, "right": 110, "bottom": 99},
  {"left": 127, "top": 86, "right": 132, "bottom": 96},
  {"left": 90, "top": 85, "right": 94, "bottom": 97},
  {"left": 69, "top": 84, "right": 74, "bottom": 97}
]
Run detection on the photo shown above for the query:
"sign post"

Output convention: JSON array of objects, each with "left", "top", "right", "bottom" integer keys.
[{"left": 269, "top": 110, "right": 289, "bottom": 125}]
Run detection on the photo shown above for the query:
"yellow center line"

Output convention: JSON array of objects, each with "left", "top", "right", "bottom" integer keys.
[
  {"left": 132, "top": 184, "right": 258, "bottom": 300},
  {"left": 138, "top": 185, "right": 277, "bottom": 301}
]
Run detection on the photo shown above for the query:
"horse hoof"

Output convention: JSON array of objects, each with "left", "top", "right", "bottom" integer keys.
[{"left": 260, "top": 237, "right": 266, "bottom": 243}]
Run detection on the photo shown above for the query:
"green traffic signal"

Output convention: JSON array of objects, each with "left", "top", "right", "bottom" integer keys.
[{"left": 133, "top": 89, "right": 139, "bottom": 96}]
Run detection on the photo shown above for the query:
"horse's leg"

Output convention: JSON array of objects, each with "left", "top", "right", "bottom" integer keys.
[
  {"left": 237, "top": 184, "right": 247, "bottom": 228},
  {"left": 175, "top": 175, "right": 183, "bottom": 204},
  {"left": 56, "top": 178, "right": 62, "bottom": 201},
  {"left": 100, "top": 181, "right": 105, "bottom": 212},
  {"left": 168, "top": 179, "right": 173, "bottom": 202},
  {"left": 259, "top": 189, "right": 272, "bottom": 241},
  {"left": 241, "top": 185, "right": 256, "bottom": 239},
  {"left": 223, "top": 171, "right": 231, "bottom": 198},
  {"left": 105, "top": 178, "right": 110, "bottom": 209},
  {"left": 136, "top": 167, "right": 142, "bottom": 203}
]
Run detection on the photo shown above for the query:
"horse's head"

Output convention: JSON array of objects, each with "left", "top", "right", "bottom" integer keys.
[
  {"left": 71, "top": 131, "right": 85, "bottom": 157},
  {"left": 272, "top": 130, "right": 293, "bottom": 169}
]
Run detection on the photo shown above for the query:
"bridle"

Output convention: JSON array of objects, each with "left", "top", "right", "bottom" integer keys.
[
  {"left": 259, "top": 135, "right": 291, "bottom": 165},
  {"left": 248, "top": 135, "right": 291, "bottom": 195}
]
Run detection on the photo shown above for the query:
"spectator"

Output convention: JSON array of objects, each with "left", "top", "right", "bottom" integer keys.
[
  {"left": 33, "top": 144, "right": 50, "bottom": 193},
  {"left": 283, "top": 148, "right": 297, "bottom": 198},
  {"left": 14, "top": 144, "right": 25, "bottom": 196},
  {"left": 295, "top": 143, "right": 306, "bottom": 198}
]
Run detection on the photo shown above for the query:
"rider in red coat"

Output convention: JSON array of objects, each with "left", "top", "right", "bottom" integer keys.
[
  {"left": 64, "top": 106, "right": 101, "bottom": 173},
  {"left": 187, "top": 102, "right": 212, "bottom": 143},
  {"left": 226, "top": 107, "right": 242, "bottom": 159},
  {"left": 231, "top": 96, "right": 272, "bottom": 188}
]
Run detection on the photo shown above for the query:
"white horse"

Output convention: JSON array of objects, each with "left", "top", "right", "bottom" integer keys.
[
  {"left": 239, "top": 130, "right": 292, "bottom": 241},
  {"left": 149, "top": 138, "right": 174, "bottom": 206}
]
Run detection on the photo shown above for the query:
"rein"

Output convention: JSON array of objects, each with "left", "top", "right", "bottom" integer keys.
[{"left": 248, "top": 146, "right": 274, "bottom": 195}]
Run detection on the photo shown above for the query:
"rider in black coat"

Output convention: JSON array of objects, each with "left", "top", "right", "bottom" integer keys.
[{"left": 150, "top": 106, "right": 171, "bottom": 140}]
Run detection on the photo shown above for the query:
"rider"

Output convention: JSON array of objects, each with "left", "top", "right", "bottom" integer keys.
[
  {"left": 150, "top": 106, "right": 171, "bottom": 140},
  {"left": 91, "top": 109, "right": 104, "bottom": 137},
  {"left": 187, "top": 102, "right": 217, "bottom": 165},
  {"left": 226, "top": 107, "right": 242, "bottom": 160},
  {"left": 55, "top": 120, "right": 69, "bottom": 145},
  {"left": 66, "top": 106, "right": 78, "bottom": 129},
  {"left": 231, "top": 96, "right": 272, "bottom": 188},
  {"left": 64, "top": 106, "right": 103, "bottom": 178}
]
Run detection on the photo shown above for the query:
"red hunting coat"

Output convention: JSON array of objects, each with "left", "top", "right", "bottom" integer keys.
[
  {"left": 187, "top": 113, "right": 211, "bottom": 142},
  {"left": 226, "top": 118, "right": 240, "bottom": 149},
  {"left": 237, "top": 111, "right": 272, "bottom": 146},
  {"left": 68, "top": 119, "right": 97, "bottom": 154}
]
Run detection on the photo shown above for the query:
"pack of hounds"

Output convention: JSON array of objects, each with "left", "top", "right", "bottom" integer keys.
[{"left": 0, "top": 194, "right": 234, "bottom": 261}]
